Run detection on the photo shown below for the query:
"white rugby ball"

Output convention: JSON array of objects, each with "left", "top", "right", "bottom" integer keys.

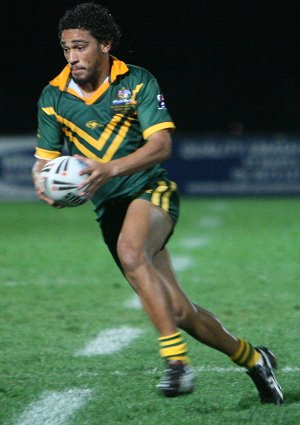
[{"left": 40, "top": 156, "right": 89, "bottom": 207}]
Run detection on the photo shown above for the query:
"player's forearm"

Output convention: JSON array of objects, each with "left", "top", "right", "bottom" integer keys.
[
  {"left": 109, "top": 132, "right": 172, "bottom": 177},
  {"left": 32, "top": 159, "right": 49, "bottom": 185}
]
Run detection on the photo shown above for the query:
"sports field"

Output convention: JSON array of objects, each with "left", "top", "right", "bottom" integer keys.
[{"left": 1, "top": 198, "right": 300, "bottom": 425}]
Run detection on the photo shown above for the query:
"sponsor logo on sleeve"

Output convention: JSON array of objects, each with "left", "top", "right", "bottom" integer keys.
[{"left": 157, "top": 94, "right": 166, "bottom": 109}]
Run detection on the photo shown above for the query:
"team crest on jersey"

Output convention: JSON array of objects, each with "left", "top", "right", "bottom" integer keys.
[
  {"left": 112, "top": 87, "right": 133, "bottom": 105},
  {"left": 157, "top": 94, "right": 166, "bottom": 109}
]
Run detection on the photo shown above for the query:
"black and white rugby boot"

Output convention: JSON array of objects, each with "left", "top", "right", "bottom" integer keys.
[
  {"left": 247, "top": 346, "right": 283, "bottom": 405},
  {"left": 156, "top": 360, "right": 195, "bottom": 397}
]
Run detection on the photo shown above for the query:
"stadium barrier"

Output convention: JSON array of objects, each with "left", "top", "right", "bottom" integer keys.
[
  {"left": 0, "top": 135, "right": 37, "bottom": 201},
  {"left": 0, "top": 134, "right": 300, "bottom": 201},
  {"left": 167, "top": 133, "right": 300, "bottom": 196}
]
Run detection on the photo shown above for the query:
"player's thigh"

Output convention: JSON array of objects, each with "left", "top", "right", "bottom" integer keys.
[{"left": 117, "top": 198, "right": 174, "bottom": 260}]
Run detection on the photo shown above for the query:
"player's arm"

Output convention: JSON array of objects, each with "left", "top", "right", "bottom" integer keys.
[
  {"left": 76, "top": 129, "right": 172, "bottom": 196},
  {"left": 33, "top": 85, "right": 66, "bottom": 207},
  {"left": 113, "top": 129, "right": 172, "bottom": 174}
]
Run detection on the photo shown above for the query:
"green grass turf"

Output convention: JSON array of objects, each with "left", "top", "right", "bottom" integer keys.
[{"left": 1, "top": 198, "right": 300, "bottom": 424}]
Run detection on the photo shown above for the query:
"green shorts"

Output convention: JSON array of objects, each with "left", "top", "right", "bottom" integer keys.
[
  {"left": 137, "top": 179, "right": 179, "bottom": 224},
  {"left": 99, "top": 179, "right": 180, "bottom": 271}
]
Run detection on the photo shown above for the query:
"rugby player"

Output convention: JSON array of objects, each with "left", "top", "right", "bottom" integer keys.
[{"left": 32, "top": 2, "right": 283, "bottom": 404}]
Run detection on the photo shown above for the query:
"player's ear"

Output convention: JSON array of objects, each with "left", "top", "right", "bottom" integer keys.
[{"left": 100, "top": 40, "right": 112, "bottom": 53}]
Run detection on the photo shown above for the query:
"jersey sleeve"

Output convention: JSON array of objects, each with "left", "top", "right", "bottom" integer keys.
[
  {"left": 35, "top": 85, "right": 64, "bottom": 159},
  {"left": 136, "top": 71, "right": 175, "bottom": 140}
]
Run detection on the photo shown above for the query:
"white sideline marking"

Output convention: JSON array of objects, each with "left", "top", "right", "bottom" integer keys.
[
  {"left": 15, "top": 388, "right": 92, "bottom": 425},
  {"left": 210, "top": 201, "right": 228, "bottom": 212},
  {"left": 172, "top": 255, "right": 194, "bottom": 271},
  {"left": 76, "top": 365, "right": 300, "bottom": 378},
  {"left": 75, "top": 326, "right": 142, "bottom": 356},
  {"left": 124, "top": 294, "right": 142, "bottom": 310},
  {"left": 195, "top": 365, "right": 300, "bottom": 373},
  {"left": 178, "top": 236, "right": 210, "bottom": 249},
  {"left": 198, "top": 216, "right": 222, "bottom": 228},
  {"left": 282, "top": 366, "right": 300, "bottom": 373},
  {"left": 196, "top": 366, "right": 242, "bottom": 373}
]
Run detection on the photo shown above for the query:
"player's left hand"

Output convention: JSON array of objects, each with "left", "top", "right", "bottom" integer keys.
[{"left": 74, "top": 155, "right": 113, "bottom": 197}]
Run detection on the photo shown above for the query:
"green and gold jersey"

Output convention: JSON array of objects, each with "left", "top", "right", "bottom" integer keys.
[{"left": 35, "top": 56, "right": 175, "bottom": 218}]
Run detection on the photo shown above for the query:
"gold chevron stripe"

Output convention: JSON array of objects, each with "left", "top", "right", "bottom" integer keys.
[{"left": 42, "top": 106, "right": 129, "bottom": 154}]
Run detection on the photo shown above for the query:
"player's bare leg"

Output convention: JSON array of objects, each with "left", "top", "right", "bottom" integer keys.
[
  {"left": 117, "top": 199, "right": 178, "bottom": 337},
  {"left": 153, "top": 248, "right": 283, "bottom": 404},
  {"left": 116, "top": 198, "right": 283, "bottom": 403},
  {"left": 117, "top": 199, "right": 195, "bottom": 396},
  {"left": 153, "top": 248, "right": 240, "bottom": 355}
]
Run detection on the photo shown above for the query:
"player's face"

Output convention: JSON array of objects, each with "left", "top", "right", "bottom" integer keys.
[{"left": 60, "top": 29, "right": 110, "bottom": 86}]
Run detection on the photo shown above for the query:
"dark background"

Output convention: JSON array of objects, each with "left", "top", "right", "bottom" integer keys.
[{"left": 1, "top": 0, "right": 299, "bottom": 135}]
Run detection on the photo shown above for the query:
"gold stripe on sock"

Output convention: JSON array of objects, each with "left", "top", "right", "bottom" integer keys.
[
  {"left": 238, "top": 343, "right": 251, "bottom": 365},
  {"left": 158, "top": 332, "right": 181, "bottom": 342},
  {"left": 159, "top": 335, "right": 184, "bottom": 348},
  {"left": 230, "top": 339, "right": 261, "bottom": 368},
  {"left": 247, "top": 349, "right": 261, "bottom": 368},
  {"left": 168, "top": 355, "right": 191, "bottom": 364},
  {"left": 230, "top": 339, "right": 246, "bottom": 362},
  {"left": 160, "top": 342, "right": 187, "bottom": 358},
  {"left": 158, "top": 331, "right": 189, "bottom": 364}
]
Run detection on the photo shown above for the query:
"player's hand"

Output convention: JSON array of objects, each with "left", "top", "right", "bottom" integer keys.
[
  {"left": 36, "top": 185, "right": 64, "bottom": 208},
  {"left": 32, "top": 163, "right": 64, "bottom": 208},
  {"left": 75, "top": 155, "right": 113, "bottom": 197}
]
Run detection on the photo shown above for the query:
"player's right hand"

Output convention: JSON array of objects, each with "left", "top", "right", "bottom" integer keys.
[
  {"left": 36, "top": 184, "right": 64, "bottom": 208},
  {"left": 35, "top": 179, "right": 64, "bottom": 208},
  {"left": 32, "top": 159, "right": 64, "bottom": 208}
]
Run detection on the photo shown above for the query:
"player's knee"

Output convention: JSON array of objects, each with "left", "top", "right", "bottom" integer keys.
[
  {"left": 172, "top": 302, "right": 191, "bottom": 328},
  {"left": 117, "top": 239, "right": 147, "bottom": 275},
  {"left": 173, "top": 305, "right": 186, "bottom": 326}
]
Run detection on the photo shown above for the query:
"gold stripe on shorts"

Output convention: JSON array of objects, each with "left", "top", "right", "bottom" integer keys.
[{"left": 151, "top": 180, "right": 177, "bottom": 213}]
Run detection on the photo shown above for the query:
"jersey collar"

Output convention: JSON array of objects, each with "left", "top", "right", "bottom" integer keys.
[{"left": 49, "top": 56, "right": 129, "bottom": 104}]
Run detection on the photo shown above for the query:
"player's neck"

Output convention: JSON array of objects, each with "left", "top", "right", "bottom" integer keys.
[
  {"left": 77, "top": 59, "right": 111, "bottom": 98},
  {"left": 77, "top": 74, "right": 109, "bottom": 98}
]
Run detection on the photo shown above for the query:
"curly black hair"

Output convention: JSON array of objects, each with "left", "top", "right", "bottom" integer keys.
[{"left": 58, "top": 2, "right": 121, "bottom": 50}]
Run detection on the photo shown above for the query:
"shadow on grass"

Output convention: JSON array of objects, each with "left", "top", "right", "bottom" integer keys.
[
  {"left": 187, "top": 391, "right": 300, "bottom": 415},
  {"left": 281, "top": 390, "right": 300, "bottom": 404},
  {"left": 237, "top": 389, "right": 300, "bottom": 408}
]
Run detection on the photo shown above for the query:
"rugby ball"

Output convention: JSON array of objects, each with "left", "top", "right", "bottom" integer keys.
[{"left": 40, "top": 156, "right": 89, "bottom": 207}]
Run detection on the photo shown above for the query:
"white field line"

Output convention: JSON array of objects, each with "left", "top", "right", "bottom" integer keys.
[
  {"left": 171, "top": 255, "right": 194, "bottom": 272},
  {"left": 15, "top": 388, "right": 92, "bottom": 425},
  {"left": 76, "top": 365, "right": 300, "bottom": 379},
  {"left": 123, "top": 294, "right": 142, "bottom": 310},
  {"left": 178, "top": 236, "right": 210, "bottom": 249},
  {"left": 198, "top": 216, "right": 222, "bottom": 228},
  {"left": 282, "top": 366, "right": 300, "bottom": 373},
  {"left": 74, "top": 326, "right": 143, "bottom": 356},
  {"left": 196, "top": 366, "right": 242, "bottom": 373},
  {"left": 195, "top": 366, "right": 300, "bottom": 374},
  {"left": 210, "top": 201, "right": 229, "bottom": 212}
]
